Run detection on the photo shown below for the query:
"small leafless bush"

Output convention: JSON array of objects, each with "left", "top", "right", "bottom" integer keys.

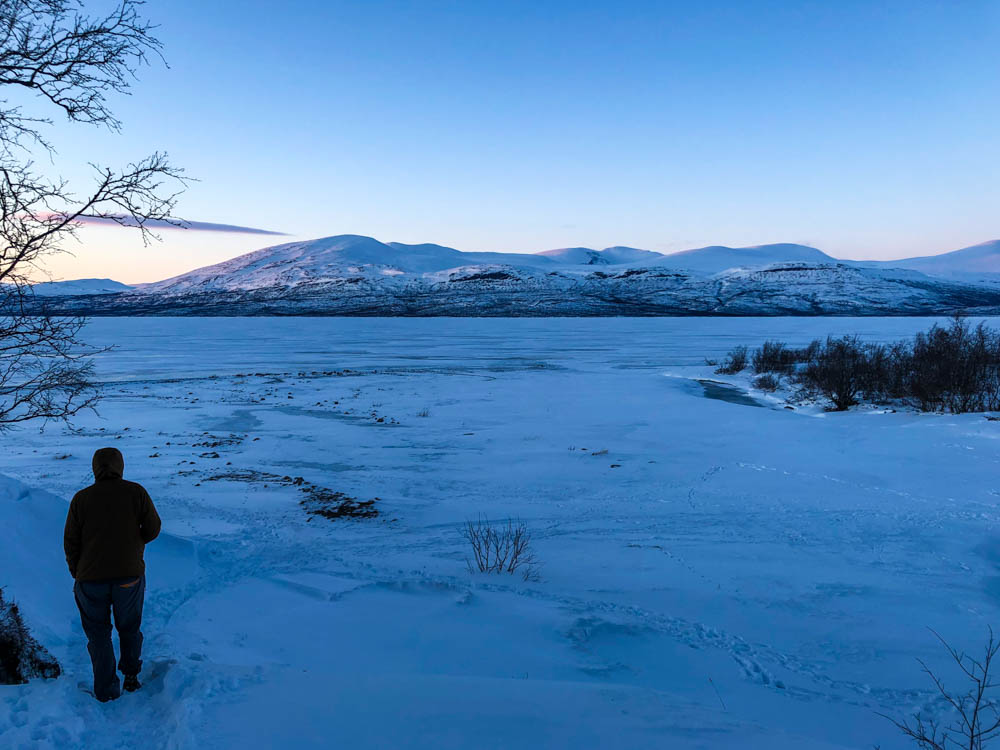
[
  {"left": 715, "top": 345, "right": 748, "bottom": 374},
  {"left": 882, "top": 628, "right": 1000, "bottom": 750},
  {"left": 463, "top": 517, "right": 538, "bottom": 581},
  {"left": 752, "top": 373, "right": 780, "bottom": 392}
]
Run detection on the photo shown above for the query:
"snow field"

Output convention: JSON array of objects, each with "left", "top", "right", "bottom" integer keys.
[{"left": 2, "top": 316, "right": 1000, "bottom": 749}]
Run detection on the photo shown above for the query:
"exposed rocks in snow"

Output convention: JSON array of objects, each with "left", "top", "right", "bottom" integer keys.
[
  {"left": 0, "top": 588, "right": 60, "bottom": 684},
  {"left": 204, "top": 469, "right": 379, "bottom": 520}
]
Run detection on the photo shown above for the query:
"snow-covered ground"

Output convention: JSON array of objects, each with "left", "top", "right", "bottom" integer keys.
[{"left": 3, "top": 316, "right": 1000, "bottom": 749}]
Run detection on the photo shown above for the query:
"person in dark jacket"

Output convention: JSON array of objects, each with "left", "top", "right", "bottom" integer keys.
[{"left": 64, "top": 447, "right": 161, "bottom": 702}]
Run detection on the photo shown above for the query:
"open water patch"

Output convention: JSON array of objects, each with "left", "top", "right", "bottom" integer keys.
[{"left": 671, "top": 377, "right": 764, "bottom": 408}]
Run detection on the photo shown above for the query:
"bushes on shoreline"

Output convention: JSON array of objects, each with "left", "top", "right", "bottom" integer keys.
[{"left": 714, "top": 316, "right": 1000, "bottom": 413}]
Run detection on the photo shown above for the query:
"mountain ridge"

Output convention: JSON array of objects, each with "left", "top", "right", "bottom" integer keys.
[
  {"left": 866, "top": 240, "right": 1000, "bottom": 277},
  {"left": 27, "top": 234, "right": 1000, "bottom": 317}
]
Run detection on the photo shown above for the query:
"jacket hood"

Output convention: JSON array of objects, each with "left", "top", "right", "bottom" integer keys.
[{"left": 92, "top": 447, "right": 124, "bottom": 480}]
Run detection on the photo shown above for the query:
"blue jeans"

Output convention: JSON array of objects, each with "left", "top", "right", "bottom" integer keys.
[{"left": 73, "top": 575, "right": 145, "bottom": 701}]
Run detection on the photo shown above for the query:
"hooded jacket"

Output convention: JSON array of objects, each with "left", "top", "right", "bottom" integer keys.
[{"left": 63, "top": 448, "right": 162, "bottom": 581}]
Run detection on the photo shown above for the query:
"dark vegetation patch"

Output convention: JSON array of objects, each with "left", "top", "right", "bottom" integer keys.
[
  {"left": 0, "top": 588, "right": 60, "bottom": 684},
  {"left": 205, "top": 470, "right": 379, "bottom": 519},
  {"left": 714, "top": 345, "right": 748, "bottom": 374},
  {"left": 713, "top": 316, "right": 1000, "bottom": 413},
  {"left": 752, "top": 373, "right": 781, "bottom": 392},
  {"left": 751, "top": 340, "right": 817, "bottom": 374},
  {"left": 755, "top": 264, "right": 833, "bottom": 274},
  {"left": 449, "top": 271, "right": 516, "bottom": 282}
]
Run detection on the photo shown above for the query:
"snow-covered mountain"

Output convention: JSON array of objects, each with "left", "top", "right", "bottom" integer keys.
[
  {"left": 137, "top": 236, "right": 572, "bottom": 295},
  {"left": 537, "top": 246, "right": 664, "bottom": 265},
  {"left": 648, "top": 243, "right": 835, "bottom": 275},
  {"left": 29, "top": 278, "right": 134, "bottom": 296},
  {"left": 869, "top": 240, "right": 1000, "bottom": 278},
  {"left": 134, "top": 237, "right": 850, "bottom": 295},
  {"left": 30, "top": 235, "right": 1000, "bottom": 316}
]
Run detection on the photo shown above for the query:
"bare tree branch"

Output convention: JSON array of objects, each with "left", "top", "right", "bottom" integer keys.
[
  {"left": 0, "top": 0, "right": 183, "bottom": 430},
  {"left": 882, "top": 628, "right": 1000, "bottom": 750},
  {"left": 0, "top": 0, "right": 162, "bottom": 134}
]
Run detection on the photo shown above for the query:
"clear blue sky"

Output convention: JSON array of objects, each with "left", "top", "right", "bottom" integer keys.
[{"left": 37, "top": 0, "right": 1000, "bottom": 282}]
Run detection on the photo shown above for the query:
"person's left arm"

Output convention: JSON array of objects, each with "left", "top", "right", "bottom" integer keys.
[{"left": 138, "top": 487, "right": 161, "bottom": 543}]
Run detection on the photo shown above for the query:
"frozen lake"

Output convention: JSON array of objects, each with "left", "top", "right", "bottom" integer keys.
[
  {"left": 3, "top": 316, "right": 1000, "bottom": 749},
  {"left": 87, "top": 315, "right": 972, "bottom": 381}
]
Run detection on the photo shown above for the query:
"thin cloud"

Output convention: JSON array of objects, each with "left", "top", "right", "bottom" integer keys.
[{"left": 75, "top": 214, "right": 289, "bottom": 235}]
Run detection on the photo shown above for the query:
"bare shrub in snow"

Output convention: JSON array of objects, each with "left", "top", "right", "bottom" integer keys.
[
  {"left": 752, "top": 341, "right": 797, "bottom": 374},
  {"left": 463, "top": 517, "right": 538, "bottom": 581},
  {"left": 714, "top": 317, "right": 1000, "bottom": 414},
  {"left": 908, "top": 317, "right": 1000, "bottom": 414},
  {"left": 793, "top": 339, "right": 822, "bottom": 364},
  {"left": 715, "top": 346, "right": 748, "bottom": 374},
  {"left": 798, "top": 335, "right": 867, "bottom": 411},
  {"left": 0, "top": 587, "right": 60, "bottom": 684},
  {"left": 752, "top": 373, "right": 780, "bottom": 392},
  {"left": 882, "top": 628, "right": 1000, "bottom": 750}
]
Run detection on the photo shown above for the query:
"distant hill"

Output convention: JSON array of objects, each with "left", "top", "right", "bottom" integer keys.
[
  {"left": 651, "top": 243, "right": 836, "bottom": 275},
  {"left": 871, "top": 240, "right": 1000, "bottom": 278},
  {"left": 29, "top": 278, "right": 135, "bottom": 296},
  {"left": 537, "top": 246, "right": 664, "bottom": 265}
]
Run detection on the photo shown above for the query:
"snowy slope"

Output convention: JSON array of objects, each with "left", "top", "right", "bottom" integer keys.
[
  {"left": 0, "top": 472, "right": 211, "bottom": 748},
  {"left": 138, "top": 235, "right": 459, "bottom": 293},
  {"left": 54, "top": 262, "right": 1000, "bottom": 317},
  {"left": 650, "top": 243, "right": 836, "bottom": 275},
  {"left": 537, "top": 246, "right": 664, "bottom": 265},
  {"left": 704, "top": 262, "right": 1000, "bottom": 314},
  {"left": 29, "top": 278, "right": 135, "bottom": 296},
  {"left": 394, "top": 243, "right": 561, "bottom": 270},
  {"left": 872, "top": 239, "right": 1000, "bottom": 278}
]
